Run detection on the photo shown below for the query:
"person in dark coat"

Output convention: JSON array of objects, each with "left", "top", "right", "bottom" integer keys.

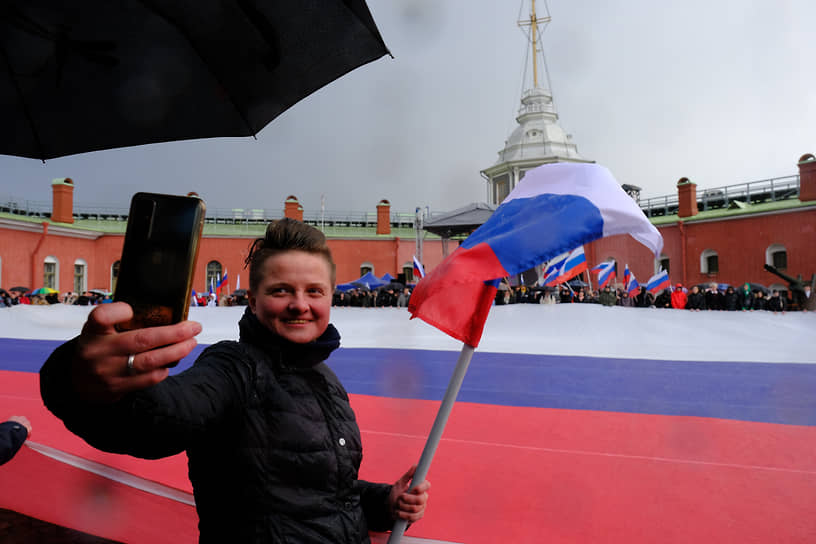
[
  {"left": 685, "top": 285, "right": 706, "bottom": 311},
  {"left": 654, "top": 289, "right": 672, "bottom": 309},
  {"left": 635, "top": 287, "right": 653, "bottom": 308},
  {"left": 767, "top": 290, "right": 786, "bottom": 313},
  {"left": 704, "top": 283, "right": 723, "bottom": 310},
  {"left": 723, "top": 286, "right": 739, "bottom": 311},
  {"left": 0, "top": 415, "right": 31, "bottom": 465},
  {"left": 753, "top": 290, "right": 767, "bottom": 311},
  {"left": 40, "top": 219, "right": 430, "bottom": 544}
]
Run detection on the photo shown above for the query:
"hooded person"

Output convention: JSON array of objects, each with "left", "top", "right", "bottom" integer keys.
[{"left": 670, "top": 283, "right": 687, "bottom": 309}]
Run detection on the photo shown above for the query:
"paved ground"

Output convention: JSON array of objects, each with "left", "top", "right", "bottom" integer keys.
[{"left": 0, "top": 509, "right": 119, "bottom": 544}]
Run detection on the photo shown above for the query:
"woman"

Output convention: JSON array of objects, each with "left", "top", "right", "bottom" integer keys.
[{"left": 40, "top": 219, "right": 430, "bottom": 543}]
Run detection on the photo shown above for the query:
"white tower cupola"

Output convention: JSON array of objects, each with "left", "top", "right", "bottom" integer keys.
[{"left": 481, "top": 0, "right": 592, "bottom": 205}]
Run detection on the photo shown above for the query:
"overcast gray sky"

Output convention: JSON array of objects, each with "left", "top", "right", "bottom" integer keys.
[{"left": 2, "top": 0, "right": 814, "bottom": 216}]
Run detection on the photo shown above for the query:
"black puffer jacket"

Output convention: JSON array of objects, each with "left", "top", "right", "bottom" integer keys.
[{"left": 40, "top": 309, "right": 393, "bottom": 543}]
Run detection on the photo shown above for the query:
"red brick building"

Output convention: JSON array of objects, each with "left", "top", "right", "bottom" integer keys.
[
  {"left": 0, "top": 186, "right": 446, "bottom": 295},
  {"left": 586, "top": 154, "right": 816, "bottom": 293},
  {"left": 1, "top": 155, "right": 814, "bottom": 297}
]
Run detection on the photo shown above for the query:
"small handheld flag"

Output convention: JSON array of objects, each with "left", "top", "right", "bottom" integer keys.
[
  {"left": 555, "top": 246, "right": 588, "bottom": 284},
  {"left": 412, "top": 256, "right": 425, "bottom": 279},
  {"left": 539, "top": 252, "right": 567, "bottom": 286},
  {"left": 216, "top": 269, "right": 229, "bottom": 297},
  {"left": 646, "top": 269, "right": 671, "bottom": 294},
  {"left": 623, "top": 264, "right": 631, "bottom": 291},
  {"left": 592, "top": 260, "right": 617, "bottom": 289},
  {"left": 627, "top": 273, "right": 640, "bottom": 297}
]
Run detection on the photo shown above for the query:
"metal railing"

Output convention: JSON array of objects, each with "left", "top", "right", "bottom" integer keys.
[
  {"left": 640, "top": 174, "right": 800, "bottom": 217},
  {"left": 0, "top": 197, "right": 425, "bottom": 229}
]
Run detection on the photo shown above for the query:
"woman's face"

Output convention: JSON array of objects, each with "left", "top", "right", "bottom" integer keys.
[{"left": 249, "top": 250, "right": 333, "bottom": 344}]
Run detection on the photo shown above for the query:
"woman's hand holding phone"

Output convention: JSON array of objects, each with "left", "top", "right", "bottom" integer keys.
[{"left": 72, "top": 303, "right": 201, "bottom": 403}]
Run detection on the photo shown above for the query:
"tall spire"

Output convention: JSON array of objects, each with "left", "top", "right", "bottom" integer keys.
[
  {"left": 517, "top": 0, "right": 551, "bottom": 91},
  {"left": 480, "top": 0, "right": 591, "bottom": 206}
]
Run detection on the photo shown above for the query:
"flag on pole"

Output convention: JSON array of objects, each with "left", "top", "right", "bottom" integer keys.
[
  {"left": 623, "top": 263, "right": 631, "bottom": 291},
  {"left": 592, "top": 260, "right": 617, "bottom": 289},
  {"left": 408, "top": 162, "right": 663, "bottom": 347},
  {"left": 555, "top": 246, "right": 588, "bottom": 284},
  {"left": 216, "top": 269, "right": 228, "bottom": 297},
  {"left": 412, "top": 256, "right": 425, "bottom": 279},
  {"left": 208, "top": 277, "right": 214, "bottom": 296},
  {"left": 236, "top": 274, "right": 241, "bottom": 291},
  {"left": 627, "top": 273, "right": 640, "bottom": 297},
  {"left": 538, "top": 252, "right": 568, "bottom": 286},
  {"left": 646, "top": 269, "right": 671, "bottom": 294}
]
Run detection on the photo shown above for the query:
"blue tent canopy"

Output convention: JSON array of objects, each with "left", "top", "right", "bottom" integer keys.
[{"left": 336, "top": 271, "right": 389, "bottom": 292}]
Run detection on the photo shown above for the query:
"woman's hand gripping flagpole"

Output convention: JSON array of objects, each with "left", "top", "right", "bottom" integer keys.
[{"left": 387, "top": 343, "right": 476, "bottom": 544}]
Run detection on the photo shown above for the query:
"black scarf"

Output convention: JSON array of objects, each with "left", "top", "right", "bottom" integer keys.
[{"left": 237, "top": 307, "right": 340, "bottom": 369}]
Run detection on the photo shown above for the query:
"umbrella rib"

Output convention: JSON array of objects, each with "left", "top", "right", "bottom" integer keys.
[{"left": 135, "top": 0, "right": 259, "bottom": 137}]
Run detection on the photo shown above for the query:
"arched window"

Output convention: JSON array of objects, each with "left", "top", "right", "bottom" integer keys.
[
  {"left": 206, "top": 261, "right": 223, "bottom": 292},
  {"left": 74, "top": 258, "right": 88, "bottom": 293},
  {"left": 360, "top": 262, "right": 373, "bottom": 276},
  {"left": 402, "top": 262, "right": 414, "bottom": 282},
  {"left": 657, "top": 255, "right": 670, "bottom": 275},
  {"left": 44, "top": 256, "right": 58, "bottom": 290},
  {"left": 111, "top": 260, "right": 120, "bottom": 293},
  {"left": 766, "top": 244, "right": 787, "bottom": 270},
  {"left": 700, "top": 249, "right": 719, "bottom": 275}
]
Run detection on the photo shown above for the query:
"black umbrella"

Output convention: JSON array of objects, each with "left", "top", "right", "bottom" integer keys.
[
  {"left": 1, "top": 0, "right": 390, "bottom": 160},
  {"left": 232, "top": 288, "right": 247, "bottom": 297},
  {"left": 9, "top": 286, "right": 30, "bottom": 293}
]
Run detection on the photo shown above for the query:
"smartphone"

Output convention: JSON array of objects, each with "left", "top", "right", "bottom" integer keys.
[{"left": 114, "top": 192, "right": 206, "bottom": 331}]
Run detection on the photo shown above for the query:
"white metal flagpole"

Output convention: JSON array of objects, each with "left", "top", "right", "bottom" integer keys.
[{"left": 387, "top": 343, "right": 476, "bottom": 544}]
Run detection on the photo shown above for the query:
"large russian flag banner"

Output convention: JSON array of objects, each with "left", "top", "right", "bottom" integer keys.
[{"left": 408, "top": 162, "right": 663, "bottom": 346}]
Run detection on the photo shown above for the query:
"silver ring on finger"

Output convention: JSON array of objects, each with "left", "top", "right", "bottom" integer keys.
[{"left": 126, "top": 353, "right": 136, "bottom": 373}]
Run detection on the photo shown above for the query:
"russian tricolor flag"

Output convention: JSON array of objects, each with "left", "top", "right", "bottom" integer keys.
[
  {"left": 555, "top": 246, "right": 588, "bottom": 284},
  {"left": 592, "top": 260, "right": 617, "bottom": 289},
  {"left": 539, "top": 252, "right": 568, "bottom": 286},
  {"left": 646, "top": 269, "right": 671, "bottom": 294},
  {"left": 216, "top": 269, "right": 228, "bottom": 296},
  {"left": 623, "top": 263, "right": 631, "bottom": 291},
  {"left": 627, "top": 273, "right": 640, "bottom": 297},
  {"left": 408, "top": 162, "right": 663, "bottom": 346},
  {"left": 413, "top": 256, "right": 425, "bottom": 279}
]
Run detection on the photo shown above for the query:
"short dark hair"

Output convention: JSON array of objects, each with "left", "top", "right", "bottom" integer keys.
[{"left": 245, "top": 218, "right": 336, "bottom": 292}]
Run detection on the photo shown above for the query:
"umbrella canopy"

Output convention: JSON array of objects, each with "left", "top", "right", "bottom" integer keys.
[
  {"left": 1, "top": 0, "right": 390, "bottom": 160},
  {"left": 9, "top": 286, "right": 30, "bottom": 293},
  {"left": 30, "top": 287, "right": 58, "bottom": 295},
  {"left": 747, "top": 283, "right": 770, "bottom": 294},
  {"left": 231, "top": 289, "right": 247, "bottom": 297}
]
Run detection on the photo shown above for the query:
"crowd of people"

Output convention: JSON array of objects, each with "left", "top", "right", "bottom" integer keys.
[
  {"left": 332, "top": 287, "right": 412, "bottom": 308},
  {"left": 497, "top": 281, "right": 812, "bottom": 312},
  {"left": 3, "top": 280, "right": 811, "bottom": 314},
  {"left": 0, "top": 289, "right": 111, "bottom": 307}
]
